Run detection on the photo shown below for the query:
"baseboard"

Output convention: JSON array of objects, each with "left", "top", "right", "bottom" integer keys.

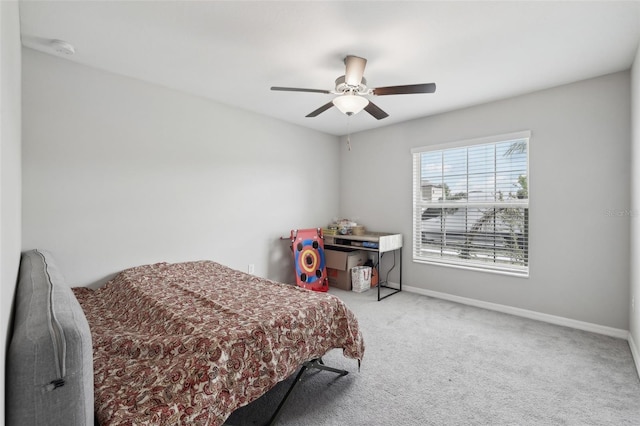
[
  {"left": 403, "top": 285, "right": 629, "bottom": 339},
  {"left": 628, "top": 332, "right": 640, "bottom": 380}
]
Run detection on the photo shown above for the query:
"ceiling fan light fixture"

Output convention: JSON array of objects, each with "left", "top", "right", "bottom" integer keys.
[{"left": 333, "top": 94, "right": 368, "bottom": 116}]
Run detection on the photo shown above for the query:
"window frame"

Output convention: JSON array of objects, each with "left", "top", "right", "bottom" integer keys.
[{"left": 411, "top": 131, "right": 530, "bottom": 277}]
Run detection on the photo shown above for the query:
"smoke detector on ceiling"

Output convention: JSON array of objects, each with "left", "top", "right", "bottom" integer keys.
[{"left": 50, "top": 39, "right": 75, "bottom": 55}]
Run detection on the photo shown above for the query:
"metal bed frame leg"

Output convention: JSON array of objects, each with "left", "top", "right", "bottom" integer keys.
[{"left": 265, "top": 358, "right": 348, "bottom": 426}]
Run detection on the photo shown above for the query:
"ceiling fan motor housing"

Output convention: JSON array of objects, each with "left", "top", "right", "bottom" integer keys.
[{"left": 335, "top": 76, "right": 369, "bottom": 95}]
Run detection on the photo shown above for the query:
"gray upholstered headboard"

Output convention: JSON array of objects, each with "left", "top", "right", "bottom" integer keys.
[{"left": 7, "top": 249, "right": 94, "bottom": 426}]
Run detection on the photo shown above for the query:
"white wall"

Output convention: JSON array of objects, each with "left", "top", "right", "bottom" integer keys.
[
  {"left": 1, "top": 1, "right": 22, "bottom": 423},
  {"left": 340, "top": 71, "right": 631, "bottom": 330},
  {"left": 631, "top": 43, "right": 640, "bottom": 369},
  {"left": 22, "top": 48, "right": 339, "bottom": 287}
]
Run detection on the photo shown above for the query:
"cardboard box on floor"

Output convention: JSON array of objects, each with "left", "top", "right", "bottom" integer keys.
[{"left": 325, "top": 249, "right": 368, "bottom": 290}]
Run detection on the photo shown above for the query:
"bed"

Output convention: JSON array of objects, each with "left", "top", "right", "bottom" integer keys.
[
  {"left": 7, "top": 250, "right": 364, "bottom": 426},
  {"left": 72, "top": 259, "right": 365, "bottom": 425}
]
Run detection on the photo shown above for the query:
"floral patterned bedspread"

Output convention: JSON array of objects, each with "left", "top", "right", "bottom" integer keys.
[{"left": 72, "top": 260, "right": 364, "bottom": 425}]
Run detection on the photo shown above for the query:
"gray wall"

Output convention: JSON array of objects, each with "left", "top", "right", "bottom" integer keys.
[
  {"left": 1, "top": 1, "right": 22, "bottom": 422},
  {"left": 339, "top": 72, "right": 631, "bottom": 330},
  {"left": 631, "top": 43, "right": 640, "bottom": 362},
  {"left": 22, "top": 48, "right": 340, "bottom": 287}
]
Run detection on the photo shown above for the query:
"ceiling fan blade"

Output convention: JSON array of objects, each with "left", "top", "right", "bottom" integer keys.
[
  {"left": 364, "top": 101, "right": 389, "bottom": 120},
  {"left": 344, "top": 55, "right": 367, "bottom": 86},
  {"left": 271, "top": 86, "right": 331, "bottom": 94},
  {"left": 372, "top": 83, "right": 436, "bottom": 96},
  {"left": 306, "top": 101, "right": 335, "bottom": 117}
]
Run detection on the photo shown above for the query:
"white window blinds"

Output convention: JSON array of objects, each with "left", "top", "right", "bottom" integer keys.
[{"left": 412, "top": 131, "right": 530, "bottom": 276}]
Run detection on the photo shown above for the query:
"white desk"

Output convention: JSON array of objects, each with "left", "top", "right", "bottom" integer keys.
[{"left": 324, "top": 232, "right": 402, "bottom": 301}]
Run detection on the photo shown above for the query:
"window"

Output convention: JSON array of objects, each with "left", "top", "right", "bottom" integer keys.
[{"left": 412, "top": 131, "right": 529, "bottom": 276}]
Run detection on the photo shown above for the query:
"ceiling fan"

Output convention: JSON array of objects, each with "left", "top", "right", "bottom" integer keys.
[{"left": 271, "top": 55, "right": 436, "bottom": 120}]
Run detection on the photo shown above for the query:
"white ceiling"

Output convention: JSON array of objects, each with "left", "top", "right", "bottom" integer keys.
[{"left": 19, "top": 1, "right": 640, "bottom": 136}]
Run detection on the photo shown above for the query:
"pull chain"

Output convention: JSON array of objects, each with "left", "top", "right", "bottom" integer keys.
[{"left": 346, "top": 115, "right": 352, "bottom": 151}]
